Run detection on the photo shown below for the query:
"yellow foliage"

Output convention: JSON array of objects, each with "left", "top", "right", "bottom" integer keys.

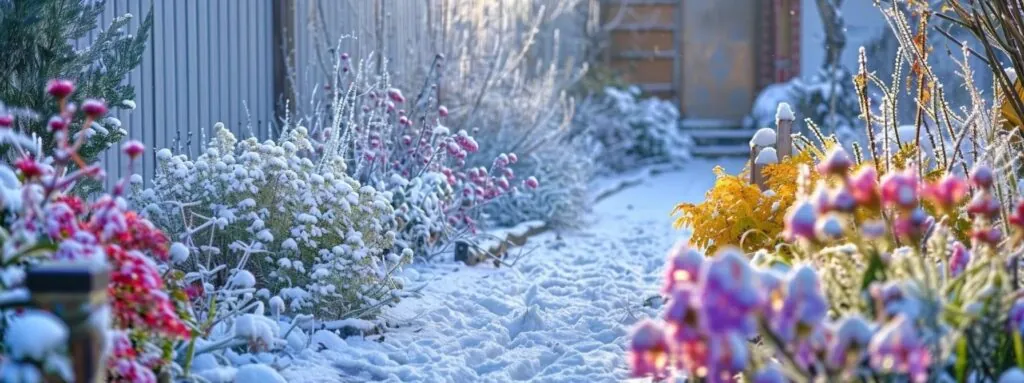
[{"left": 672, "top": 152, "right": 817, "bottom": 254}]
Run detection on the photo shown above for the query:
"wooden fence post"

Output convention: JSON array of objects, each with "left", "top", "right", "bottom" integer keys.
[
  {"left": 272, "top": 0, "right": 297, "bottom": 119},
  {"left": 750, "top": 127, "right": 777, "bottom": 190},
  {"left": 776, "top": 102, "right": 795, "bottom": 159},
  {"left": 26, "top": 264, "right": 111, "bottom": 383}
]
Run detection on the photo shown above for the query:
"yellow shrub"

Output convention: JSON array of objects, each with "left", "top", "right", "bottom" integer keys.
[{"left": 672, "top": 152, "right": 817, "bottom": 254}]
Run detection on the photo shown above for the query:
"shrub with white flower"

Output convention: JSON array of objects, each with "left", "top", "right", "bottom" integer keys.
[{"left": 133, "top": 123, "right": 404, "bottom": 319}]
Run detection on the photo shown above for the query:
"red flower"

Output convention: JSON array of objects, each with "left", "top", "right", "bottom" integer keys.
[
  {"left": 46, "top": 79, "right": 75, "bottom": 99},
  {"left": 15, "top": 156, "right": 43, "bottom": 179}
]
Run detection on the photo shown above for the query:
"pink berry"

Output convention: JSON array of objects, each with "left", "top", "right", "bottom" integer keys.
[
  {"left": 524, "top": 176, "right": 539, "bottom": 189},
  {"left": 81, "top": 99, "right": 107, "bottom": 118},
  {"left": 0, "top": 114, "right": 13, "bottom": 128},
  {"left": 508, "top": 153, "right": 518, "bottom": 164},
  {"left": 340, "top": 52, "right": 350, "bottom": 60},
  {"left": 387, "top": 88, "right": 406, "bottom": 103},
  {"left": 46, "top": 79, "right": 75, "bottom": 99},
  {"left": 438, "top": 105, "right": 449, "bottom": 117},
  {"left": 122, "top": 140, "right": 145, "bottom": 159}
]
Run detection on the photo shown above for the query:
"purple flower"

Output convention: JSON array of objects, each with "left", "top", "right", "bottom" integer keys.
[
  {"left": 662, "top": 240, "right": 704, "bottom": 294},
  {"left": 861, "top": 219, "right": 887, "bottom": 240},
  {"left": 892, "top": 208, "right": 931, "bottom": 243},
  {"left": 752, "top": 364, "right": 788, "bottom": 383},
  {"left": 705, "top": 333, "right": 749, "bottom": 382},
  {"left": 966, "top": 192, "right": 1001, "bottom": 219},
  {"left": 948, "top": 242, "right": 970, "bottom": 277},
  {"left": 969, "top": 164, "right": 994, "bottom": 190},
  {"left": 698, "top": 248, "right": 762, "bottom": 336},
  {"left": 867, "top": 315, "right": 931, "bottom": 382},
  {"left": 784, "top": 200, "right": 818, "bottom": 241},
  {"left": 827, "top": 315, "right": 874, "bottom": 369},
  {"left": 773, "top": 265, "right": 829, "bottom": 342},
  {"left": 829, "top": 188, "right": 857, "bottom": 213},
  {"left": 628, "top": 320, "right": 670, "bottom": 378},
  {"left": 818, "top": 147, "right": 853, "bottom": 176},
  {"left": 870, "top": 281, "right": 921, "bottom": 320},
  {"left": 1009, "top": 298, "right": 1024, "bottom": 336},
  {"left": 663, "top": 286, "right": 701, "bottom": 343}
]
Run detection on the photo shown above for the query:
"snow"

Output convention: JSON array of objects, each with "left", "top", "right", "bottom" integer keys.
[
  {"left": 776, "top": 102, "right": 795, "bottom": 121},
  {"left": 279, "top": 159, "right": 746, "bottom": 382},
  {"left": 235, "top": 364, "right": 287, "bottom": 383},
  {"left": 755, "top": 147, "right": 779, "bottom": 165},
  {"left": 230, "top": 270, "right": 257, "bottom": 289},
  {"left": 169, "top": 242, "right": 190, "bottom": 263},
  {"left": 5, "top": 310, "right": 67, "bottom": 361},
  {"left": 750, "top": 128, "right": 777, "bottom": 147}
]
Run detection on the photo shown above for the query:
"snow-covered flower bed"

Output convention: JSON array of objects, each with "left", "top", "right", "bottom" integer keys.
[
  {"left": 133, "top": 124, "right": 404, "bottom": 320},
  {"left": 0, "top": 80, "right": 191, "bottom": 382}
]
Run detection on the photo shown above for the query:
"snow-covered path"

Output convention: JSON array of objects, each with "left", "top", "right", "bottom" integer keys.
[{"left": 284, "top": 158, "right": 746, "bottom": 383}]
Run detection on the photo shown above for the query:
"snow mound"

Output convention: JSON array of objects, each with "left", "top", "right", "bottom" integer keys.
[
  {"left": 756, "top": 147, "right": 779, "bottom": 165},
  {"left": 750, "top": 128, "right": 777, "bottom": 147},
  {"left": 776, "top": 102, "right": 795, "bottom": 121},
  {"left": 5, "top": 310, "right": 67, "bottom": 361},
  {"left": 235, "top": 364, "right": 286, "bottom": 383}
]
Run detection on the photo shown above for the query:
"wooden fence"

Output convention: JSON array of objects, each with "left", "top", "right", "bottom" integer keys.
[{"left": 78, "top": 0, "right": 583, "bottom": 188}]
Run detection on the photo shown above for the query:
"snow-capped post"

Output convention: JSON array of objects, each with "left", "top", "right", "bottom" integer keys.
[
  {"left": 775, "top": 102, "right": 795, "bottom": 160},
  {"left": 750, "top": 128, "right": 777, "bottom": 190},
  {"left": 26, "top": 263, "right": 111, "bottom": 382}
]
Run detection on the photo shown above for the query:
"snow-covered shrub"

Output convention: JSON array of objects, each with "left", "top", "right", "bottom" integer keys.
[
  {"left": 572, "top": 86, "right": 691, "bottom": 175},
  {"left": 0, "top": 81, "right": 190, "bottom": 382},
  {"left": 133, "top": 123, "right": 405, "bottom": 319},
  {"left": 299, "top": 52, "right": 537, "bottom": 260}
]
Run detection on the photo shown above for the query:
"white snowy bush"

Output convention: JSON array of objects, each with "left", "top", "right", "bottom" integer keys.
[
  {"left": 572, "top": 86, "right": 692, "bottom": 175},
  {"left": 133, "top": 123, "right": 405, "bottom": 319}
]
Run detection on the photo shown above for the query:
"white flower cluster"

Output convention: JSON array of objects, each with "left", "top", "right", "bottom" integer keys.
[{"left": 134, "top": 123, "right": 405, "bottom": 319}]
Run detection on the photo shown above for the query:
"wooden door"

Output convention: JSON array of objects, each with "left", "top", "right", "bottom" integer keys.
[{"left": 681, "top": 0, "right": 758, "bottom": 122}]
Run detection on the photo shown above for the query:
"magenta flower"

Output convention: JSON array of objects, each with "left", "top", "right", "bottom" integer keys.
[
  {"left": 826, "top": 315, "right": 874, "bottom": 369},
  {"left": 663, "top": 286, "right": 702, "bottom": 342},
  {"left": 438, "top": 105, "right": 449, "bottom": 117},
  {"left": 969, "top": 164, "right": 994, "bottom": 190},
  {"left": 524, "top": 176, "right": 539, "bottom": 190},
  {"left": 628, "top": 320, "right": 670, "bottom": 378},
  {"left": 1010, "top": 198, "right": 1024, "bottom": 229},
  {"left": 867, "top": 315, "right": 931, "bottom": 383},
  {"left": 880, "top": 168, "right": 919, "bottom": 209},
  {"left": 817, "top": 147, "right": 853, "bottom": 176},
  {"left": 922, "top": 174, "right": 968, "bottom": 212},
  {"left": 0, "top": 114, "right": 12, "bottom": 127},
  {"left": 46, "top": 79, "right": 75, "bottom": 99},
  {"left": 121, "top": 140, "right": 145, "bottom": 159},
  {"left": 48, "top": 116, "right": 68, "bottom": 132},
  {"left": 948, "top": 242, "right": 970, "bottom": 277},
  {"left": 848, "top": 166, "right": 880, "bottom": 208},
  {"left": 704, "top": 333, "right": 749, "bottom": 382},
  {"left": 662, "top": 241, "right": 704, "bottom": 293},
  {"left": 972, "top": 226, "right": 1003, "bottom": 246},
  {"left": 784, "top": 200, "right": 818, "bottom": 241},
  {"left": 892, "top": 208, "right": 931, "bottom": 243},
  {"left": 966, "top": 192, "right": 1001, "bottom": 219},
  {"left": 81, "top": 98, "right": 108, "bottom": 118},
  {"left": 698, "top": 248, "right": 762, "bottom": 336}
]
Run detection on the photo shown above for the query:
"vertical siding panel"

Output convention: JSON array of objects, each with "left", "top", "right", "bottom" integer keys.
[
  {"left": 172, "top": 0, "right": 186, "bottom": 152},
  {"left": 142, "top": 0, "right": 156, "bottom": 182},
  {"left": 195, "top": 0, "right": 207, "bottom": 156},
  {"left": 152, "top": 0, "right": 167, "bottom": 159}
]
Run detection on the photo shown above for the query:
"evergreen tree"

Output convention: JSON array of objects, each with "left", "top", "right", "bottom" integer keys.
[{"left": 0, "top": 0, "right": 153, "bottom": 164}]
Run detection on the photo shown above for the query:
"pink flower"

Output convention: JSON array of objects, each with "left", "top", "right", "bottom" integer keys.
[
  {"left": 0, "top": 114, "right": 12, "bottom": 127},
  {"left": 438, "top": 105, "right": 449, "bottom": 117},
  {"left": 880, "top": 168, "right": 918, "bottom": 209},
  {"left": 46, "top": 79, "right": 75, "bottom": 99},
  {"left": 122, "top": 140, "right": 145, "bottom": 159},
  {"left": 848, "top": 166, "right": 880, "bottom": 208},
  {"left": 818, "top": 147, "right": 853, "bottom": 176},
  {"left": 82, "top": 99, "right": 108, "bottom": 118},
  {"left": 508, "top": 153, "right": 519, "bottom": 164},
  {"left": 340, "top": 52, "right": 349, "bottom": 60},
  {"left": 628, "top": 320, "right": 670, "bottom": 378},
  {"left": 969, "top": 164, "right": 994, "bottom": 190},
  {"left": 922, "top": 174, "right": 968, "bottom": 212},
  {"left": 892, "top": 208, "right": 931, "bottom": 242},
  {"left": 387, "top": 88, "right": 406, "bottom": 103},
  {"left": 1011, "top": 199, "right": 1024, "bottom": 229}
]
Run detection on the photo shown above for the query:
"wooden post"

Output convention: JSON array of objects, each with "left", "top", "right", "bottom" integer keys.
[
  {"left": 272, "top": 0, "right": 297, "bottom": 119},
  {"left": 750, "top": 145, "right": 766, "bottom": 190},
  {"left": 776, "top": 103, "right": 795, "bottom": 159},
  {"left": 26, "top": 264, "right": 111, "bottom": 383}
]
